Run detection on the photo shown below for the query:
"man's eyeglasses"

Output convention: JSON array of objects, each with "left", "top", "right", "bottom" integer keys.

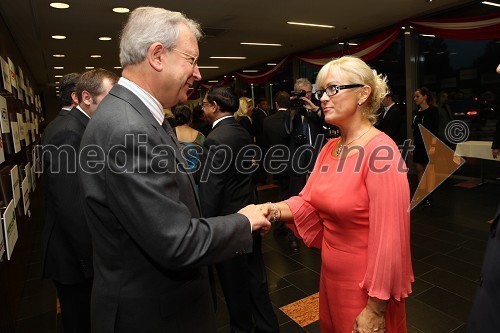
[
  {"left": 201, "top": 101, "right": 212, "bottom": 108},
  {"left": 171, "top": 48, "right": 198, "bottom": 67},
  {"left": 314, "top": 84, "right": 364, "bottom": 100}
]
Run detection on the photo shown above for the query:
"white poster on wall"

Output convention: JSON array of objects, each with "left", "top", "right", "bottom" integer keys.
[
  {"left": 2, "top": 200, "right": 17, "bottom": 260},
  {"left": 0, "top": 95, "right": 10, "bottom": 133},
  {"left": 0, "top": 57, "right": 11, "bottom": 93},
  {"left": 10, "top": 165, "right": 20, "bottom": 207},
  {"left": 11, "top": 121, "right": 21, "bottom": 153},
  {"left": 21, "top": 177, "right": 29, "bottom": 215},
  {"left": 7, "top": 58, "right": 16, "bottom": 89}
]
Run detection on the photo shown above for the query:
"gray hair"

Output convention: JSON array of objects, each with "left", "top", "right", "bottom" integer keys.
[
  {"left": 119, "top": 7, "right": 202, "bottom": 66},
  {"left": 294, "top": 78, "right": 312, "bottom": 90}
]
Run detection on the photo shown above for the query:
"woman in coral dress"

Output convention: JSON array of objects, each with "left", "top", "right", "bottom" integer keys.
[{"left": 262, "top": 56, "right": 413, "bottom": 333}]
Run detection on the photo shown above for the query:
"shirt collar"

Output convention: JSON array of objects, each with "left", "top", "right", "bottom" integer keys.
[
  {"left": 76, "top": 105, "right": 91, "bottom": 119},
  {"left": 212, "top": 115, "right": 234, "bottom": 128},
  {"left": 118, "top": 77, "right": 164, "bottom": 125}
]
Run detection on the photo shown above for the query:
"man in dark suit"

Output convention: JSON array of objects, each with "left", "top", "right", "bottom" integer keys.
[
  {"left": 252, "top": 97, "right": 269, "bottom": 184},
  {"left": 77, "top": 8, "right": 270, "bottom": 333},
  {"left": 467, "top": 202, "right": 500, "bottom": 332},
  {"left": 492, "top": 65, "right": 500, "bottom": 159},
  {"left": 39, "top": 73, "right": 80, "bottom": 134},
  {"left": 41, "top": 68, "right": 118, "bottom": 333},
  {"left": 263, "top": 91, "right": 300, "bottom": 252},
  {"left": 199, "top": 86, "right": 279, "bottom": 333},
  {"left": 375, "top": 93, "right": 403, "bottom": 145}
]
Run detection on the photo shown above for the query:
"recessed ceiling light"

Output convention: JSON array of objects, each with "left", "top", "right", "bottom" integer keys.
[
  {"left": 240, "top": 42, "right": 282, "bottom": 47},
  {"left": 198, "top": 66, "right": 220, "bottom": 69},
  {"left": 52, "top": 35, "right": 66, "bottom": 40},
  {"left": 112, "top": 7, "right": 130, "bottom": 13},
  {"left": 54, "top": 66, "right": 64, "bottom": 69},
  {"left": 209, "top": 56, "right": 246, "bottom": 60},
  {"left": 85, "top": 66, "right": 95, "bottom": 69},
  {"left": 49, "top": 2, "right": 69, "bottom": 9},
  {"left": 98, "top": 37, "right": 112, "bottom": 41},
  {"left": 90, "top": 55, "right": 101, "bottom": 58},
  {"left": 208, "top": 80, "right": 219, "bottom": 83},
  {"left": 267, "top": 63, "right": 277, "bottom": 66},
  {"left": 55, "top": 75, "right": 62, "bottom": 78},
  {"left": 55, "top": 81, "right": 60, "bottom": 84},
  {"left": 53, "top": 54, "right": 65, "bottom": 57},
  {"left": 114, "top": 66, "right": 122, "bottom": 69},
  {"left": 338, "top": 42, "right": 358, "bottom": 46},
  {"left": 482, "top": 1, "right": 500, "bottom": 6},
  {"left": 242, "top": 70, "right": 258, "bottom": 73},
  {"left": 419, "top": 34, "right": 435, "bottom": 37},
  {"left": 287, "top": 22, "right": 335, "bottom": 28}
]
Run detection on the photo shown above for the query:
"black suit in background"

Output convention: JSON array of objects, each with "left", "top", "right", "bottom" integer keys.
[
  {"left": 199, "top": 117, "right": 279, "bottom": 333},
  {"left": 41, "top": 107, "right": 93, "bottom": 333},
  {"left": 375, "top": 103, "right": 403, "bottom": 145},
  {"left": 492, "top": 118, "right": 500, "bottom": 150},
  {"left": 79, "top": 84, "right": 252, "bottom": 333},
  {"left": 252, "top": 107, "right": 269, "bottom": 184},
  {"left": 467, "top": 201, "right": 500, "bottom": 332}
]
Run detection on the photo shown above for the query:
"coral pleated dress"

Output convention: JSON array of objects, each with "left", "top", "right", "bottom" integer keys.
[{"left": 285, "top": 133, "right": 414, "bottom": 333}]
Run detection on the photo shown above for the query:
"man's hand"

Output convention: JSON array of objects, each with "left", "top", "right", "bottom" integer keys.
[
  {"left": 492, "top": 149, "right": 499, "bottom": 159},
  {"left": 238, "top": 204, "right": 271, "bottom": 235},
  {"left": 300, "top": 96, "right": 320, "bottom": 112}
]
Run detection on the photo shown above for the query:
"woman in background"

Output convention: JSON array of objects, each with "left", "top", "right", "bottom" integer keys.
[
  {"left": 174, "top": 105, "right": 206, "bottom": 175},
  {"left": 234, "top": 97, "right": 255, "bottom": 141},
  {"left": 262, "top": 56, "right": 413, "bottom": 333},
  {"left": 412, "top": 87, "right": 439, "bottom": 207}
]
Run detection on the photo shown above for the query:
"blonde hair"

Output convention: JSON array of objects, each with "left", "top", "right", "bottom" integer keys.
[
  {"left": 235, "top": 97, "right": 253, "bottom": 121},
  {"left": 315, "top": 56, "right": 388, "bottom": 124}
]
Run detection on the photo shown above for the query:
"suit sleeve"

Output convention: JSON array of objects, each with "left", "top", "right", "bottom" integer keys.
[{"left": 100, "top": 124, "right": 252, "bottom": 270}]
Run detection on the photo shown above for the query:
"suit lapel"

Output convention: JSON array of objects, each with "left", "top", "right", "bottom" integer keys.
[
  {"left": 68, "top": 107, "right": 90, "bottom": 128},
  {"left": 212, "top": 116, "right": 236, "bottom": 131},
  {"left": 109, "top": 84, "right": 202, "bottom": 212}
]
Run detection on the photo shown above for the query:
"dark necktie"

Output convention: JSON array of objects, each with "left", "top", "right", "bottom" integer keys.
[{"left": 161, "top": 118, "right": 187, "bottom": 164}]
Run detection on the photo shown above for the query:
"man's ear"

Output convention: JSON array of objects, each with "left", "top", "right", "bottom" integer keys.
[
  {"left": 148, "top": 42, "right": 165, "bottom": 72},
  {"left": 82, "top": 90, "right": 92, "bottom": 106},
  {"left": 70, "top": 91, "right": 78, "bottom": 105}
]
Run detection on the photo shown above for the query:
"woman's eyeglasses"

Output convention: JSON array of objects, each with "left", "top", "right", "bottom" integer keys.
[{"left": 314, "top": 84, "right": 364, "bottom": 100}]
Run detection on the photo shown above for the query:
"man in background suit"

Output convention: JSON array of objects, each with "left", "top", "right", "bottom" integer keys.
[
  {"left": 199, "top": 86, "right": 279, "bottom": 333},
  {"left": 375, "top": 93, "right": 403, "bottom": 145},
  {"left": 263, "top": 91, "right": 300, "bottom": 252},
  {"left": 41, "top": 68, "right": 118, "bottom": 333},
  {"left": 39, "top": 73, "right": 80, "bottom": 134},
  {"left": 491, "top": 65, "right": 500, "bottom": 159},
  {"left": 78, "top": 8, "right": 270, "bottom": 333},
  {"left": 467, "top": 63, "right": 500, "bottom": 333},
  {"left": 252, "top": 97, "right": 269, "bottom": 184}
]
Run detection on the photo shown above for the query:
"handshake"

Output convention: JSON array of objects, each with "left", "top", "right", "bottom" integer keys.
[{"left": 237, "top": 202, "right": 283, "bottom": 235}]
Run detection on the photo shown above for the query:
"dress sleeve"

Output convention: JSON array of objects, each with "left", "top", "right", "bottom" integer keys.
[
  {"left": 360, "top": 138, "right": 414, "bottom": 301},
  {"left": 283, "top": 140, "right": 336, "bottom": 249}
]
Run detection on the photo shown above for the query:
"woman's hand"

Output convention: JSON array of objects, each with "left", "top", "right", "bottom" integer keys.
[{"left": 353, "top": 297, "right": 387, "bottom": 333}]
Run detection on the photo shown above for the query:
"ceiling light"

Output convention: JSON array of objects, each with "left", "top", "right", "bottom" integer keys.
[
  {"left": 209, "top": 56, "right": 246, "bottom": 59},
  {"left": 419, "top": 34, "right": 435, "bottom": 37},
  {"left": 482, "top": 1, "right": 500, "bottom": 6},
  {"left": 208, "top": 80, "right": 219, "bottom": 83},
  {"left": 242, "top": 70, "right": 258, "bottom": 73},
  {"left": 55, "top": 81, "right": 60, "bottom": 84},
  {"left": 99, "top": 37, "right": 112, "bottom": 41},
  {"left": 55, "top": 75, "right": 62, "bottom": 78},
  {"left": 287, "top": 22, "right": 335, "bottom": 28},
  {"left": 49, "top": 2, "right": 69, "bottom": 9},
  {"left": 198, "top": 66, "right": 220, "bottom": 69},
  {"left": 112, "top": 7, "right": 130, "bottom": 13},
  {"left": 52, "top": 35, "right": 66, "bottom": 40},
  {"left": 267, "top": 63, "right": 277, "bottom": 66},
  {"left": 90, "top": 55, "right": 101, "bottom": 58},
  {"left": 240, "top": 42, "right": 282, "bottom": 47},
  {"left": 53, "top": 54, "right": 65, "bottom": 57},
  {"left": 85, "top": 66, "right": 95, "bottom": 69},
  {"left": 54, "top": 66, "right": 64, "bottom": 69},
  {"left": 114, "top": 66, "right": 122, "bottom": 69}
]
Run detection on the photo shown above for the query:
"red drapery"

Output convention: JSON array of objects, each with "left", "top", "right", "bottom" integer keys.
[
  {"left": 234, "top": 56, "right": 289, "bottom": 84},
  {"left": 409, "top": 12, "right": 500, "bottom": 40}
]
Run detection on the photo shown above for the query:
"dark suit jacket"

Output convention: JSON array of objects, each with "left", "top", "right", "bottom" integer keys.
[
  {"left": 199, "top": 117, "right": 256, "bottom": 217},
  {"left": 376, "top": 104, "right": 403, "bottom": 145},
  {"left": 41, "top": 107, "right": 93, "bottom": 284},
  {"left": 78, "top": 84, "right": 252, "bottom": 333},
  {"left": 252, "top": 107, "right": 268, "bottom": 148},
  {"left": 468, "top": 202, "right": 500, "bottom": 332},
  {"left": 262, "top": 110, "right": 292, "bottom": 172}
]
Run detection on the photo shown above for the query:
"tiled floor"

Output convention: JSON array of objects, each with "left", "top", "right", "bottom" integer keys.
[{"left": 15, "top": 172, "right": 500, "bottom": 333}]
